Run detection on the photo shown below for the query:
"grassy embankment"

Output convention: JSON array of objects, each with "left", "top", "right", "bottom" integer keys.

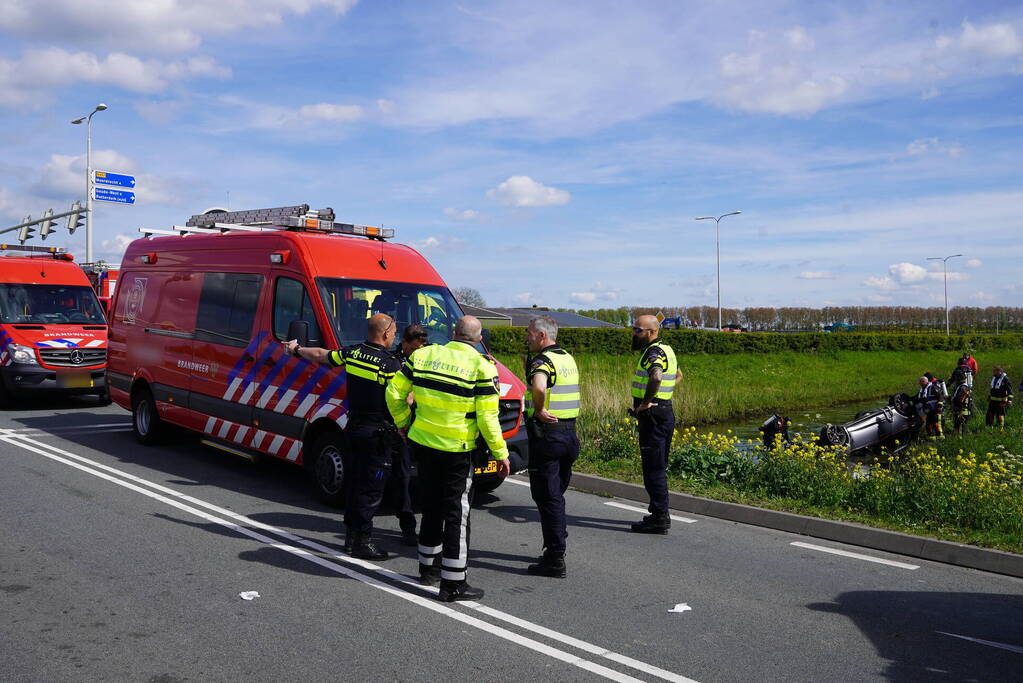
[{"left": 497, "top": 349, "right": 1023, "bottom": 553}]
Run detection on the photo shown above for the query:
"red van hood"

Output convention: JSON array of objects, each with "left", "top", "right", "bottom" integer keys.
[
  {"left": 493, "top": 359, "right": 524, "bottom": 400},
  {"left": 0, "top": 324, "right": 107, "bottom": 367}
]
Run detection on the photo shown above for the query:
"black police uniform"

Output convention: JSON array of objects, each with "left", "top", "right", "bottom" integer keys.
[
  {"left": 634, "top": 343, "right": 675, "bottom": 523},
  {"left": 328, "top": 341, "right": 402, "bottom": 554},
  {"left": 526, "top": 345, "right": 580, "bottom": 562}
]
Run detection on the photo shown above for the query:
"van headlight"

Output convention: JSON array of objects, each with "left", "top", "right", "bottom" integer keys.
[{"left": 8, "top": 344, "right": 39, "bottom": 365}]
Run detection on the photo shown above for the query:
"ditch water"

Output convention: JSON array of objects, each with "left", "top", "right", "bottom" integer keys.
[{"left": 695, "top": 395, "right": 899, "bottom": 445}]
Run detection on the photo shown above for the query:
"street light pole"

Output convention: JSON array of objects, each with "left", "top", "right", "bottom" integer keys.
[
  {"left": 71, "top": 103, "right": 107, "bottom": 263},
  {"left": 927, "top": 253, "right": 962, "bottom": 336},
  {"left": 695, "top": 211, "right": 741, "bottom": 330}
]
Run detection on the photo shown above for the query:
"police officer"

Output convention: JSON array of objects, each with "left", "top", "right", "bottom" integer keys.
[
  {"left": 986, "top": 365, "right": 1013, "bottom": 428},
  {"left": 629, "top": 315, "right": 678, "bottom": 534},
  {"left": 386, "top": 315, "right": 510, "bottom": 602},
  {"left": 286, "top": 313, "right": 400, "bottom": 560},
  {"left": 390, "top": 324, "right": 430, "bottom": 545},
  {"left": 523, "top": 315, "right": 580, "bottom": 578}
]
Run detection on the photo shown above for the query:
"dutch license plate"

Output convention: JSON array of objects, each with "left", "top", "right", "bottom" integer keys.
[
  {"left": 474, "top": 460, "right": 498, "bottom": 475},
  {"left": 57, "top": 370, "right": 93, "bottom": 389}
]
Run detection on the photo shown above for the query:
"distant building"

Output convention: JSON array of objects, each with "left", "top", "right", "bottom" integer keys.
[
  {"left": 488, "top": 307, "right": 621, "bottom": 328},
  {"left": 458, "top": 304, "right": 512, "bottom": 328}
]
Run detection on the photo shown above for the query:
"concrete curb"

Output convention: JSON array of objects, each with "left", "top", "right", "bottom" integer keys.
[{"left": 568, "top": 472, "right": 1023, "bottom": 580}]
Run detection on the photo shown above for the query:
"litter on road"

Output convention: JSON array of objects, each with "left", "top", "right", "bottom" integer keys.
[{"left": 239, "top": 591, "right": 260, "bottom": 601}]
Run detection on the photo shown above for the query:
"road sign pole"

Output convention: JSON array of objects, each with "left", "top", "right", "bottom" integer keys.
[{"left": 86, "top": 113, "right": 93, "bottom": 263}]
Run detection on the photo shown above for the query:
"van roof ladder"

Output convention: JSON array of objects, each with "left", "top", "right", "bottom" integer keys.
[{"left": 138, "top": 204, "right": 394, "bottom": 240}]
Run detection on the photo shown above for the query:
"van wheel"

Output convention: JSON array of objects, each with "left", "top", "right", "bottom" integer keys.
[
  {"left": 307, "top": 432, "right": 346, "bottom": 507},
  {"left": 132, "top": 387, "right": 163, "bottom": 445}
]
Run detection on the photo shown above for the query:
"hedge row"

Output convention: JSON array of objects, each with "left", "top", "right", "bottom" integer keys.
[{"left": 486, "top": 327, "right": 1023, "bottom": 356}]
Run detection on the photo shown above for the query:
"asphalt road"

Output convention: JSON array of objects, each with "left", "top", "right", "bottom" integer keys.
[{"left": 1, "top": 398, "right": 1022, "bottom": 682}]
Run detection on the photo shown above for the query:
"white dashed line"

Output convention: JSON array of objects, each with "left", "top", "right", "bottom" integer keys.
[
  {"left": 937, "top": 632, "right": 1023, "bottom": 655},
  {"left": 604, "top": 501, "right": 698, "bottom": 524},
  {"left": 790, "top": 542, "right": 919, "bottom": 570}
]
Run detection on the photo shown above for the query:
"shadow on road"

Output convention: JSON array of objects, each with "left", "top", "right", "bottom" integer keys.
[{"left": 808, "top": 590, "right": 1023, "bottom": 681}]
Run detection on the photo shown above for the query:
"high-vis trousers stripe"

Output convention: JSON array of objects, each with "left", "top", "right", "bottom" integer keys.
[{"left": 415, "top": 444, "right": 473, "bottom": 585}]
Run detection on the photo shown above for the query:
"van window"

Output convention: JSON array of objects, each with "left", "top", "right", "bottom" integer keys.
[
  {"left": 273, "top": 277, "right": 321, "bottom": 343},
  {"left": 0, "top": 284, "right": 105, "bottom": 324},
  {"left": 195, "top": 273, "right": 263, "bottom": 347},
  {"left": 317, "top": 278, "right": 462, "bottom": 348}
]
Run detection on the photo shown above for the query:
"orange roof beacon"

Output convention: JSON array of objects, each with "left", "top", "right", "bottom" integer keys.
[
  {"left": 107, "top": 205, "right": 527, "bottom": 504},
  {"left": 0, "top": 244, "right": 109, "bottom": 406}
]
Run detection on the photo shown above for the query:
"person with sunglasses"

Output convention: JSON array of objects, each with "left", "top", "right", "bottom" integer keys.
[
  {"left": 286, "top": 313, "right": 401, "bottom": 560},
  {"left": 629, "top": 315, "right": 679, "bottom": 534}
]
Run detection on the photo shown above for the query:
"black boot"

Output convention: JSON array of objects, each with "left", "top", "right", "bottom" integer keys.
[
  {"left": 527, "top": 550, "right": 566, "bottom": 578},
  {"left": 351, "top": 535, "right": 389, "bottom": 560},
  {"left": 630, "top": 514, "right": 670, "bottom": 534},
  {"left": 342, "top": 528, "right": 354, "bottom": 554},
  {"left": 399, "top": 514, "right": 418, "bottom": 547},
  {"left": 419, "top": 564, "right": 441, "bottom": 587},
  {"left": 438, "top": 581, "right": 484, "bottom": 602}
]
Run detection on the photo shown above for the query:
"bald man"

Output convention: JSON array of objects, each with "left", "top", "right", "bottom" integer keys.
[
  {"left": 629, "top": 315, "right": 680, "bottom": 534},
  {"left": 286, "top": 313, "right": 400, "bottom": 560},
  {"left": 386, "top": 315, "right": 510, "bottom": 602}
]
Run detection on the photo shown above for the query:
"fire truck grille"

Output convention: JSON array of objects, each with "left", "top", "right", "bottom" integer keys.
[
  {"left": 499, "top": 399, "right": 521, "bottom": 432},
  {"left": 39, "top": 348, "right": 106, "bottom": 367}
]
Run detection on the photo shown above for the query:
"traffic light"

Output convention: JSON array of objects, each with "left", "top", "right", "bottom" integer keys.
[
  {"left": 66, "top": 200, "right": 85, "bottom": 234},
  {"left": 38, "top": 208, "right": 55, "bottom": 240},
  {"left": 17, "top": 215, "right": 34, "bottom": 245}
]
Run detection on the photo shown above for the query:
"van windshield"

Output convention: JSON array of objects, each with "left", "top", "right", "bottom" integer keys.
[
  {"left": 0, "top": 284, "right": 105, "bottom": 324},
  {"left": 316, "top": 278, "right": 464, "bottom": 349}
]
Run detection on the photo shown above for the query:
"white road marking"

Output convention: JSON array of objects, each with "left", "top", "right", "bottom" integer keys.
[
  {"left": 504, "top": 476, "right": 531, "bottom": 487},
  {"left": 1, "top": 423, "right": 132, "bottom": 434},
  {"left": 7, "top": 427, "right": 133, "bottom": 437},
  {"left": 604, "top": 501, "right": 698, "bottom": 524},
  {"left": 936, "top": 631, "right": 1023, "bottom": 655},
  {"left": 790, "top": 542, "right": 920, "bottom": 570},
  {"left": 0, "top": 430, "right": 694, "bottom": 683}
]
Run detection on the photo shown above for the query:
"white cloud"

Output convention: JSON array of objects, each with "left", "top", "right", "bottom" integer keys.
[
  {"left": 921, "top": 86, "right": 941, "bottom": 100},
  {"left": 31, "top": 150, "right": 174, "bottom": 205},
  {"left": 512, "top": 292, "right": 540, "bottom": 305},
  {"left": 797, "top": 271, "right": 834, "bottom": 280},
  {"left": 0, "top": 49, "right": 229, "bottom": 106},
  {"left": 100, "top": 233, "right": 135, "bottom": 258},
  {"left": 0, "top": 0, "right": 359, "bottom": 54},
  {"left": 297, "top": 103, "right": 364, "bottom": 123},
  {"left": 570, "top": 292, "right": 597, "bottom": 304},
  {"left": 865, "top": 261, "right": 970, "bottom": 291},
  {"left": 443, "top": 207, "right": 480, "bottom": 221},
  {"left": 409, "top": 235, "right": 465, "bottom": 254},
  {"left": 942, "top": 21, "right": 1023, "bottom": 58},
  {"left": 966, "top": 259, "right": 983, "bottom": 268},
  {"left": 486, "top": 176, "right": 570, "bottom": 207},
  {"left": 906, "top": 137, "right": 962, "bottom": 158},
  {"left": 784, "top": 26, "right": 815, "bottom": 51}
]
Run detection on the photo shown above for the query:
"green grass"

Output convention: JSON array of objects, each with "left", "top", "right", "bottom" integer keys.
[{"left": 499, "top": 348, "right": 1023, "bottom": 553}]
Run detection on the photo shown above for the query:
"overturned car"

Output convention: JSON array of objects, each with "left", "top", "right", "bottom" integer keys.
[{"left": 817, "top": 393, "right": 921, "bottom": 455}]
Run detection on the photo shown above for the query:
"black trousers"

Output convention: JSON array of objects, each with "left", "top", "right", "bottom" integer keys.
[
  {"left": 527, "top": 421, "right": 579, "bottom": 554},
  {"left": 344, "top": 420, "right": 399, "bottom": 536},
  {"left": 413, "top": 444, "right": 473, "bottom": 585},
  {"left": 389, "top": 440, "right": 416, "bottom": 529},
  {"left": 637, "top": 404, "right": 675, "bottom": 517}
]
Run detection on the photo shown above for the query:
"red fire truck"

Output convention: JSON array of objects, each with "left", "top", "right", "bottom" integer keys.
[
  {"left": 107, "top": 205, "right": 527, "bottom": 504},
  {"left": 0, "top": 244, "right": 109, "bottom": 406}
]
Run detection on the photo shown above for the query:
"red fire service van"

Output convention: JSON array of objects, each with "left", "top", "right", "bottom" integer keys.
[
  {"left": 0, "top": 244, "right": 109, "bottom": 406},
  {"left": 107, "top": 205, "right": 527, "bottom": 504}
]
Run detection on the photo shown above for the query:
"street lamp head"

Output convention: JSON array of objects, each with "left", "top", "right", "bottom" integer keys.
[
  {"left": 71, "top": 117, "right": 85, "bottom": 124},
  {"left": 724, "top": 210, "right": 742, "bottom": 217},
  {"left": 695, "top": 216, "right": 713, "bottom": 221},
  {"left": 95, "top": 103, "right": 108, "bottom": 112}
]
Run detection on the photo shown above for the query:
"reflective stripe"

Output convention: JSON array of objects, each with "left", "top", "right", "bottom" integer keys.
[
  {"left": 548, "top": 399, "right": 580, "bottom": 410},
  {"left": 549, "top": 384, "right": 577, "bottom": 394},
  {"left": 526, "top": 349, "right": 580, "bottom": 419},
  {"left": 441, "top": 569, "right": 466, "bottom": 581},
  {"left": 632, "top": 341, "right": 678, "bottom": 400}
]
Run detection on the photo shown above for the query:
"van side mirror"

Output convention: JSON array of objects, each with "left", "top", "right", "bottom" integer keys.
[
  {"left": 480, "top": 327, "right": 491, "bottom": 347},
  {"left": 287, "top": 320, "right": 310, "bottom": 346}
]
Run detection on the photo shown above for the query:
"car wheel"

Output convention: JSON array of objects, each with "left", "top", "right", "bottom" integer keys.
[
  {"left": 307, "top": 431, "right": 346, "bottom": 507},
  {"left": 131, "top": 387, "right": 163, "bottom": 445},
  {"left": 819, "top": 424, "right": 848, "bottom": 448},
  {"left": 889, "top": 393, "right": 913, "bottom": 418}
]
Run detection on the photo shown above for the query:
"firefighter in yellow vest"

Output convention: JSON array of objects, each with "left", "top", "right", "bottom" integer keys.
[
  {"left": 386, "top": 315, "right": 510, "bottom": 602},
  {"left": 629, "top": 314, "right": 679, "bottom": 534},
  {"left": 523, "top": 315, "right": 580, "bottom": 578}
]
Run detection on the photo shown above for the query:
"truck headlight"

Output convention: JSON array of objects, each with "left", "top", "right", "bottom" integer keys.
[{"left": 8, "top": 344, "right": 39, "bottom": 365}]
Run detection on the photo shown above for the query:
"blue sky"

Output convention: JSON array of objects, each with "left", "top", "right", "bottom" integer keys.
[{"left": 1, "top": 0, "right": 1021, "bottom": 310}]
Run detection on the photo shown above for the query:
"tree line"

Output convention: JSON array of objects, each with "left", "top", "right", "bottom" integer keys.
[{"left": 561, "top": 306, "right": 1023, "bottom": 332}]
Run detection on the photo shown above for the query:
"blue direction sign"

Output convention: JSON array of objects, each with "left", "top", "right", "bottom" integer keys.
[
  {"left": 94, "top": 170, "right": 136, "bottom": 188},
  {"left": 93, "top": 187, "right": 136, "bottom": 205}
]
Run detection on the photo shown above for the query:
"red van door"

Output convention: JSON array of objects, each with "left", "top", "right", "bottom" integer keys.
[{"left": 189, "top": 271, "right": 267, "bottom": 446}]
